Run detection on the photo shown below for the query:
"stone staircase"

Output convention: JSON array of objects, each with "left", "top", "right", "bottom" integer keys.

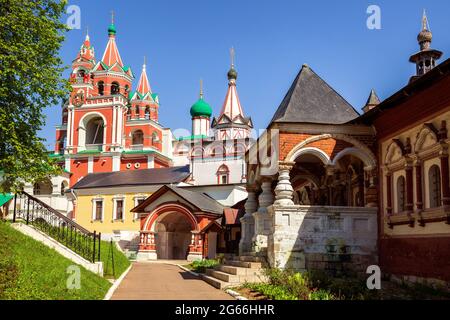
[{"left": 201, "top": 255, "right": 267, "bottom": 289}]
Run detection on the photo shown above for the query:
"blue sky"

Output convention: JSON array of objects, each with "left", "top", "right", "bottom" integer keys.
[{"left": 39, "top": 0, "right": 450, "bottom": 148}]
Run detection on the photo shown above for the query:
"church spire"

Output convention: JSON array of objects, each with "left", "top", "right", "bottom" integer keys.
[
  {"left": 136, "top": 56, "right": 152, "bottom": 96},
  {"left": 101, "top": 12, "right": 124, "bottom": 67},
  {"left": 212, "top": 48, "right": 253, "bottom": 140},
  {"left": 362, "top": 89, "right": 380, "bottom": 113},
  {"left": 75, "top": 27, "right": 95, "bottom": 62},
  {"left": 219, "top": 47, "right": 244, "bottom": 120},
  {"left": 409, "top": 10, "right": 442, "bottom": 81}
]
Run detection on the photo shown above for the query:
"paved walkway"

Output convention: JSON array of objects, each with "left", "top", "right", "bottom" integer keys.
[{"left": 111, "top": 262, "right": 233, "bottom": 300}]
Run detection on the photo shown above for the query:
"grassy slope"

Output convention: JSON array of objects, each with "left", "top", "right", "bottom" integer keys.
[
  {"left": 100, "top": 240, "right": 130, "bottom": 279},
  {"left": 0, "top": 221, "right": 111, "bottom": 300}
]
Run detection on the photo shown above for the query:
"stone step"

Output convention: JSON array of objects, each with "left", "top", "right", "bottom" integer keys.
[
  {"left": 206, "top": 269, "right": 240, "bottom": 283},
  {"left": 224, "top": 260, "right": 262, "bottom": 269},
  {"left": 201, "top": 274, "right": 230, "bottom": 290},
  {"left": 239, "top": 255, "right": 263, "bottom": 263},
  {"left": 216, "top": 264, "right": 264, "bottom": 276}
]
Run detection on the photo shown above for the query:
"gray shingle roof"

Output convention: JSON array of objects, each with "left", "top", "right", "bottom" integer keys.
[
  {"left": 72, "top": 166, "right": 190, "bottom": 189},
  {"left": 270, "top": 64, "right": 359, "bottom": 124},
  {"left": 165, "top": 186, "right": 224, "bottom": 215},
  {"left": 131, "top": 184, "right": 224, "bottom": 215}
]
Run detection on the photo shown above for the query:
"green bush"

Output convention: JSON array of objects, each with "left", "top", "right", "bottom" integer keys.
[
  {"left": 308, "top": 289, "right": 336, "bottom": 300},
  {"left": 189, "top": 259, "right": 219, "bottom": 273},
  {"left": 244, "top": 283, "right": 297, "bottom": 300}
]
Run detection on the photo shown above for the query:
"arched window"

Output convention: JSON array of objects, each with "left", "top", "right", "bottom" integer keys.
[
  {"left": 429, "top": 165, "right": 441, "bottom": 208},
  {"left": 126, "top": 106, "right": 131, "bottom": 120},
  {"left": 217, "top": 164, "right": 230, "bottom": 185},
  {"left": 60, "top": 181, "right": 68, "bottom": 196},
  {"left": 33, "top": 179, "right": 52, "bottom": 196},
  {"left": 152, "top": 132, "right": 160, "bottom": 144},
  {"left": 85, "top": 117, "right": 104, "bottom": 147},
  {"left": 77, "top": 69, "right": 86, "bottom": 78},
  {"left": 97, "top": 81, "right": 104, "bottom": 95},
  {"left": 397, "top": 176, "right": 406, "bottom": 213},
  {"left": 145, "top": 106, "right": 150, "bottom": 119},
  {"left": 111, "top": 82, "right": 120, "bottom": 95},
  {"left": 62, "top": 108, "right": 68, "bottom": 124},
  {"left": 132, "top": 130, "right": 144, "bottom": 145},
  {"left": 135, "top": 105, "right": 140, "bottom": 118}
]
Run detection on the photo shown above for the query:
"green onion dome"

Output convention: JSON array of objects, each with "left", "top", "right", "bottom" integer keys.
[
  {"left": 108, "top": 23, "right": 117, "bottom": 35},
  {"left": 190, "top": 97, "right": 212, "bottom": 117}
]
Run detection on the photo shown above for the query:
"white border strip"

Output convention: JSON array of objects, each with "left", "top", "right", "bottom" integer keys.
[
  {"left": 225, "top": 289, "right": 248, "bottom": 300},
  {"left": 103, "top": 264, "right": 133, "bottom": 300}
]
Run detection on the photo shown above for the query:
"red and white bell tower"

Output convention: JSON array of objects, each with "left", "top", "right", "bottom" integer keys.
[{"left": 54, "top": 17, "right": 171, "bottom": 186}]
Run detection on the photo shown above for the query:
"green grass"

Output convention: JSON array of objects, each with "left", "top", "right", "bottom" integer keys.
[
  {"left": 0, "top": 221, "right": 111, "bottom": 300},
  {"left": 99, "top": 240, "right": 130, "bottom": 279},
  {"left": 185, "top": 259, "right": 220, "bottom": 273}
]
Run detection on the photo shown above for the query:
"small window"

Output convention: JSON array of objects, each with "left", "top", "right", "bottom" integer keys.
[
  {"left": 132, "top": 130, "right": 144, "bottom": 145},
  {"left": 217, "top": 164, "right": 230, "bottom": 185},
  {"left": 429, "top": 165, "right": 441, "bottom": 208},
  {"left": 115, "top": 200, "right": 124, "bottom": 220},
  {"left": 111, "top": 82, "right": 120, "bottom": 95},
  {"left": 145, "top": 106, "right": 150, "bottom": 119},
  {"left": 397, "top": 176, "right": 406, "bottom": 213},
  {"left": 98, "top": 81, "right": 104, "bottom": 95},
  {"left": 94, "top": 200, "right": 103, "bottom": 221},
  {"left": 221, "top": 174, "right": 228, "bottom": 184},
  {"left": 60, "top": 181, "right": 68, "bottom": 196}
]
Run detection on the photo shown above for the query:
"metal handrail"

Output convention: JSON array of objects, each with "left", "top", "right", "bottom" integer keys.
[{"left": 12, "top": 192, "right": 101, "bottom": 262}]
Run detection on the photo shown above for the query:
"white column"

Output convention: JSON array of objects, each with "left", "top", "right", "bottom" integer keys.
[
  {"left": 88, "top": 156, "right": 94, "bottom": 174},
  {"left": 252, "top": 177, "right": 274, "bottom": 255},
  {"left": 112, "top": 105, "right": 117, "bottom": 145},
  {"left": 147, "top": 155, "right": 155, "bottom": 169},
  {"left": 274, "top": 161, "right": 295, "bottom": 206},
  {"left": 239, "top": 187, "right": 257, "bottom": 255}
]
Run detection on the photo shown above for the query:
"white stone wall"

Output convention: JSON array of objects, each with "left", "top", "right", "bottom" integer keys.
[
  {"left": 267, "top": 205, "right": 378, "bottom": 270},
  {"left": 191, "top": 158, "right": 245, "bottom": 185}
]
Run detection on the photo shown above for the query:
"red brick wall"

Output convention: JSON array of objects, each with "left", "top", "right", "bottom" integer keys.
[
  {"left": 380, "top": 237, "right": 450, "bottom": 281},
  {"left": 279, "top": 133, "right": 352, "bottom": 161}
]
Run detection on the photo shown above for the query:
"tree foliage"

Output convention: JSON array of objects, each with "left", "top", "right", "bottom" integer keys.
[{"left": 0, "top": 0, "right": 69, "bottom": 192}]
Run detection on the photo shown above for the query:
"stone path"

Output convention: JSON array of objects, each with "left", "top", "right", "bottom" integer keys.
[{"left": 111, "top": 262, "right": 234, "bottom": 300}]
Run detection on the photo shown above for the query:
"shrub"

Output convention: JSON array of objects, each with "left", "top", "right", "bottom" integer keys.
[
  {"left": 308, "top": 289, "right": 336, "bottom": 300},
  {"left": 244, "top": 283, "right": 297, "bottom": 300},
  {"left": 189, "top": 259, "right": 219, "bottom": 273}
]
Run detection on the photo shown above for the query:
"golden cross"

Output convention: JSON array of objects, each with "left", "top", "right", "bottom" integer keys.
[{"left": 111, "top": 10, "right": 115, "bottom": 24}]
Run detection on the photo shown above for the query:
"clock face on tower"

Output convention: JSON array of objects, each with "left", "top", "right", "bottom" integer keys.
[{"left": 72, "top": 92, "right": 85, "bottom": 107}]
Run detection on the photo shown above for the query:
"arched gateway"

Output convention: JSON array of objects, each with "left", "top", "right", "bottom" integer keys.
[{"left": 132, "top": 185, "right": 223, "bottom": 261}]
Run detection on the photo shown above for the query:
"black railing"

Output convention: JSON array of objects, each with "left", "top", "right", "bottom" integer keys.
[{"left": 12, "top": 192, "right": 101, "bottom": 263}]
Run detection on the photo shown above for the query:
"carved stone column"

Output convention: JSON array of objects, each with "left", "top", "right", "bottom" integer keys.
[
  {"left": 405, "top": 162, "right": 414, "bottom": 213},
  {"left": 364, "top": 166, "right": 378, "bottom": 207},
  {"left": 386, "top": 171, "right": 393, "bottom": 215},
  {"left": 239, "top": 186, "right": 258, "bottom": 255},
  {"left": 414, "top": 160, "right": 423, "bottom": 211},
  {"left": 252, "top": 177, "right": 274, "bottom": 255},
  {"left": 274, "top": 161, "right": 295, "bottom": 206}
]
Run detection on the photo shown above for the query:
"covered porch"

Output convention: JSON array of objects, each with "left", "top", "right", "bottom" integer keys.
[{"left": 240, "top": 139, "right": 379, "bottom": 271}]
